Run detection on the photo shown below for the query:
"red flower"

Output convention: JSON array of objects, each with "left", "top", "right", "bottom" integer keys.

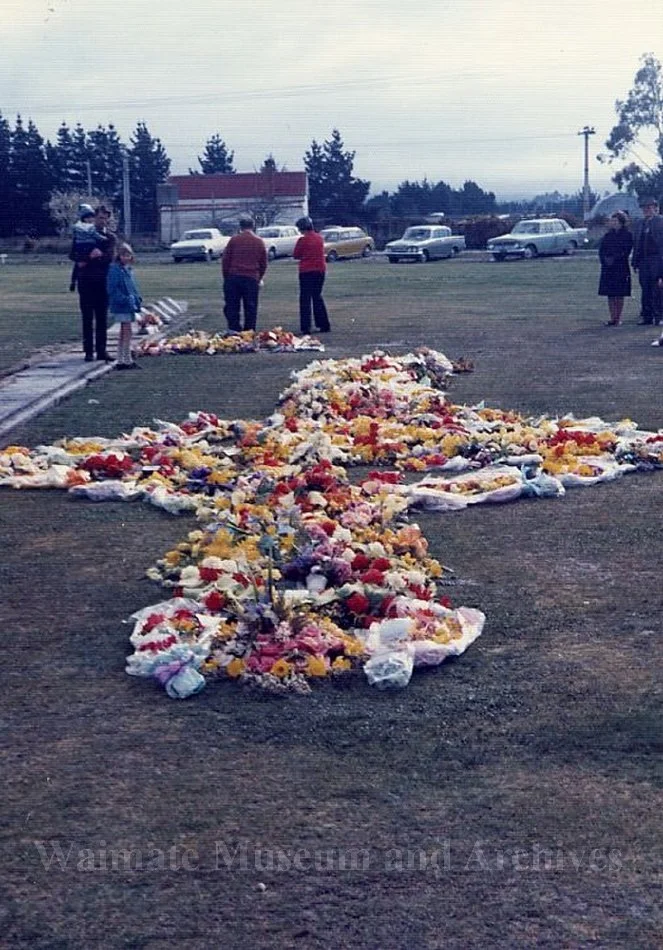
[
  {"left": 439, "top": 595, "right": 452, "bottom": 609},
  {"left": 204, "top": 591, "right": 227, "bottom": 612},
  {"left": 142, "top": 612, "right": 166, "bottom": 633},
  {"left": 199, "top": 566, "right": 221, "bottom": 583},
  {"left": 351, "top": 554, "right": 371, "bottom": 572},
  {"left": 321, "top": 520, "right": 337, "bottom": 537},
  {"left": 346, "top": 592, "right": 370, "bottom": 615},
  {"left": 360, "top": 568, "right": 385, "bottom": 586},
  {"left": 371, "top": 557, "right": 392, "bottom": 572}
]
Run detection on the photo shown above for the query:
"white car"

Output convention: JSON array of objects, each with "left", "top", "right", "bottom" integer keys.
[
  {"left": 257, "top": 225, "right": 301, "bottom": 260},
  {"left": 386, "top": 226, "right": 465, "bottom": 263},
  {"left": 171, "top": 228, "right": 229, "bottom": 263},
  {"left": 487, "top": 219, "right": 589, "bottom": 260}
]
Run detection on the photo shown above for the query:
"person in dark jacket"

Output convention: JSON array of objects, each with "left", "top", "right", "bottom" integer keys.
[
  {"left": 631, "top": 196, "right": 663, "bottom": 325},
  {"left": 598, "top": 211, "right": 633, "bottom": 326},
  {"left": 69, "top": 205, "right": 116, "bottom": 361}
]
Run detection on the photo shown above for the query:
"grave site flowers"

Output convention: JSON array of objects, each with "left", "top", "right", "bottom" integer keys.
[
  {"left": 2, "top": 347, "right": 663, "bottom": 697},
  {"left": 136, "top": 327, "right": 324, "bottom": 357}
]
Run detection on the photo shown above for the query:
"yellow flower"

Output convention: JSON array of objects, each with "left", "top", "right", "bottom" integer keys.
[
  {"left": 270, "top": 658, "right": 294, "bottom": 678},
  {"left": 304, "top": 655, "right": 328, "bottom": 677},
  {"left": 225, "top": 657, "right": 246, "bottom": 678},
  {"left": 163, "top": 550, "right": 182, "bottom": 566},
  {"left": 331, "top": 656, "right": 352, "bottom": 672}
]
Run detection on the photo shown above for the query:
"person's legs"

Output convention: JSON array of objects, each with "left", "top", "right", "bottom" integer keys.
[
  {"left": 77, "top": 282, "right": 95, "bottom": 359},
  {"left": 241, "top": 277, "right": 259, "bottom": 331},
  {"left": 299, "top": 273, "right": 314, "bottom": 334},
  {"left": 639, "top": 265, "right": 655, "bottom": 323},
  {"left": 116, "top": 320, "right": 136, "bottom": 366},
  {"left": 311, "top": 273, "right": 330, "bottom": 331},
  {"left": 223, "top": 277, "right": 242, "bottom": 331},
  {"left": 614, "top": 297, "right": 625, "bottom": 323},
  {"left": 92, "top": 279, "right": 110, "bottom": 358}
]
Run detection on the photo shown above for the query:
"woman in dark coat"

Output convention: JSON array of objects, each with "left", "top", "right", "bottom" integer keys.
[{"left": 598, "top": 211, "right": 633, "bottom": 326}]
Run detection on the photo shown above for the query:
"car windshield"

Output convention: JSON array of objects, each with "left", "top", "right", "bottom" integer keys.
[
  {"left": 321, "top": 231, "right": 339, "bottom": 241},
  {"left": 257, "top": 229, "right": 277, "bottom": 238},
  {"left": 180, "top": 231, "right": 212, "bottom": 240},
  {"left": 402, "top": 229, "right": 432, "bottom": 241},
  {"left": 512, "top": 222, "right": 540, "bottom": 234}
]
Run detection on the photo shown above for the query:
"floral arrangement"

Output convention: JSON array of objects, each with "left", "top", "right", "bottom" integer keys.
[
  {"left": 136, "top": 327, "right": 324, "bottom": 357},
  {"left": 2, "top": 347, "right": 663, "bottom": 698}
]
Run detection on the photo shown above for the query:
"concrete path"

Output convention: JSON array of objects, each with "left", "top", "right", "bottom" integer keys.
[{"left": 0, "top": 299, "right": 192, "bottom": 440}]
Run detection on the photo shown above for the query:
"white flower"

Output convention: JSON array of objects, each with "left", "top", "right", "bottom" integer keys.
[{"left": 179, "top": 566, "right": 202, "bottom": 587}]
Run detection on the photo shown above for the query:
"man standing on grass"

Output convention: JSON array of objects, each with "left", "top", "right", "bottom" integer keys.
[
  {"left": 70, "top": 205, "right": 116, "bottom": 361},
  {"left": 632, "top": 196, "right": 663, "bottom": 326},
  {"left": 221, "top": 215, "right": 267, "bottom": 333}
]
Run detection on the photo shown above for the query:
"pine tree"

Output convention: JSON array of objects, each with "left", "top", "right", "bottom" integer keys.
[
  {"left": 129, "top": 121, "right": 171, "bottom": 233},
  {"left": 10, "top": 116, "right": 54, "bottom": 234},
  {"left": 304, "top": 129, "right": 370, "bottom": 222},
  {"left": 50, "top": 122, "right": 88, "bottom": 193},
  {"left": 191, "top": 134, "right": 235, "bottom": 175},
  {"left": 0, "top": 112, "right": 13, "bottom": 235},
  {"left": 87, "top": 124, "right": 125, "bottom": 207}
]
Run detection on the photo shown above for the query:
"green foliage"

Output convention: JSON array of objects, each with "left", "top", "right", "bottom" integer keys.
[
  {"left": 304, "top": 129, "right": 370, "bottom": 221},
  {"left": 191, "top": 134, "right": 235, "bottom": 175},
  {"left": 10, "top": 115, "right": 54, "bottom": 234},
  {"left": 129, "top": 122, "right": 171, "bottom": 233},
  {"left": 388, "top": 178, "right": 495, "bottom": 217},
  {"left": 603, "top": 53, "right": 663, "bottom": 197}
]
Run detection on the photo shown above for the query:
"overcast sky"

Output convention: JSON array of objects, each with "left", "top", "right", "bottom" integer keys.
[{"left": 2, "top": 0, "right": 660, "bottom": 199}]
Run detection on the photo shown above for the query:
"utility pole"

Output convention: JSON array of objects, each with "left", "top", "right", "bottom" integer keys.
[
  {"left": 577, "top": 126, "right": 596, "bottom": 218},
  {"left": 85, "top": 160, "right": 92, "bottom": 197},
  {"left": 122, "top": 152, "right": 131, "bottom": 238}
]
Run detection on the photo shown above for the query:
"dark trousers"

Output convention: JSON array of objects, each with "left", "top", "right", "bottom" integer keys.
[
  {"left": 299, "top": 271, "right": 330, "bottom": 334},
  {"left": 638, "top": 259, "right": 663, "bottom": 324},
  {"left": 223, "top": 275, "right": 259, "bottom": 331},
  {"left": 78, "top": 278, "right": 109, "bottom": 358}
]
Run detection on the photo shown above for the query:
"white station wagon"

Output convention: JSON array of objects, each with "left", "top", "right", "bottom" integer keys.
[{"left": 257, "top": 225, "right": 301, "bottom": 260}]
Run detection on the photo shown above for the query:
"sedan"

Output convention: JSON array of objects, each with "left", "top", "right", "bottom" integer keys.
[{"left": 385, "top": 226, "right": 465, "bottom": 263}]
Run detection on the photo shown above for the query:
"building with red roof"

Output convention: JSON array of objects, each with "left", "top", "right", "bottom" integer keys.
[{"left": 158, "top": 170, "right": 308, "bottom": 242}]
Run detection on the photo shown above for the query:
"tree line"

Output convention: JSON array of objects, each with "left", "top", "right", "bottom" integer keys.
[{"left": 0, "top": 54, "right": 661, "bottom": 238}]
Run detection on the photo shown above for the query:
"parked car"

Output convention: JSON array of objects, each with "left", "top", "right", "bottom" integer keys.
[
  {"left": 257, "top": 225, "right": 301, "bottom": 260},
  {"left": 170, "top": 228, "right": 229, "bottom": 263},
  {"left": 385, "top": 225, "right": 465, "bottom": 263},
  {"left": 320, "top": 226, "right": 374, "bottom": 262},
  {"left": 487, "top": 219, "right": 588, "bottom": 261}
]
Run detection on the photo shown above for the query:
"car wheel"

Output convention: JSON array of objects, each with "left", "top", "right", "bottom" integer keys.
[
  {"left": 492, "top": 254, "right": 506, "bottom": 262},
  {"left": 268, "top": 247, "right": 277, "bottom": 261},
  {"left": 522, "top": 245, "right": 538, "bottom": 259},
  {"left": 566, "top": 240, "right": 578, "bottom": 255},
  {"left": 362, "top": 245, "right": 372, "bottom": 258},
  {"left": 327, "top": 250, "right": 338, "bottom": 263},
  {"left": 206, "top": 249, "right": 214, "bottom": 261},
  {"left": 388, "top": 257, "right": 399, "bottom": 264},
  {"left": 173, "top": 257, "right": 182, "bottom": 264},
  {"left": 419, "top": 250, "right": 429, "bottom": 263},
  {"left": 451, "top": 246, "right": 461, "bottom": 256}
]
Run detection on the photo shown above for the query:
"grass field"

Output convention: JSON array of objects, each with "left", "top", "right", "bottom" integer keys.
[{"left": 2, "top": 254, "right": 663, "bottom": 949}]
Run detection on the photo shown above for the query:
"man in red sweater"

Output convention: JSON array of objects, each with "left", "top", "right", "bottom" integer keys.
[
  {"left": 293, "top": 216, "right": 331, "bottom": 335},
  {"left": 221, "top": 215, "right": 268, "bottom": 332}
]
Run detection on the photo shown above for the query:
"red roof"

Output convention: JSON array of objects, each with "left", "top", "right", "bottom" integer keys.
[{"left": 169, "top": 171, "right": 307, "bottom": 201}]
